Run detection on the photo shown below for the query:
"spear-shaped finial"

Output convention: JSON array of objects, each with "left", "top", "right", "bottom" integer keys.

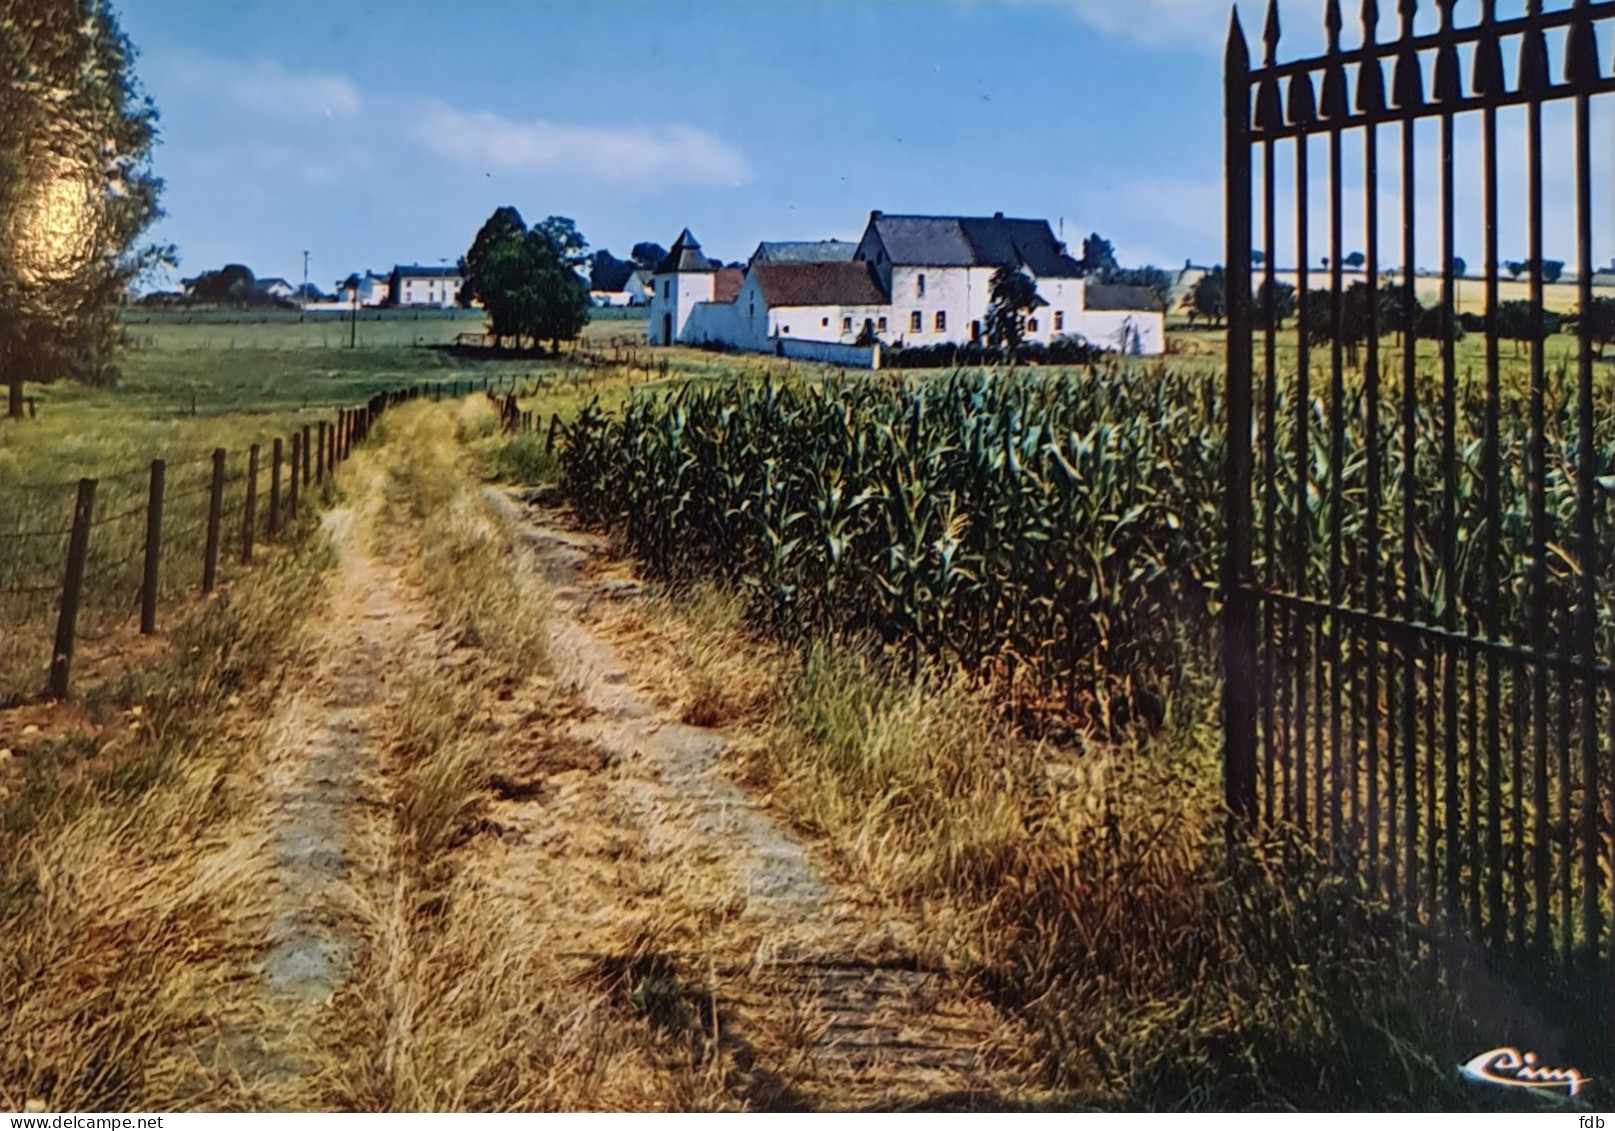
[
  {"left": 1325, "top": 0, "right": 1343, "bottom": 42},
  {"left": 1566, "top": 0, "right": 1601, "bottom": 87},
  {"left": 1399, "top": 0, "right": 1418, "bottom": 27},
  {"left": 1361, "top": 0, "right": 1380, "bottom": 40},
  {"left": 1263, "top": 0, "right": 1282, "bottom": 63},
  {"left": 1228, "top": 5, "right": 1251, "bottom": 71}
]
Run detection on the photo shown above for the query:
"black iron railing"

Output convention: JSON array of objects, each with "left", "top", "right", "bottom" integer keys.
[{"left": 1223, "top": 0, "right": 1612, "bottom": 973}]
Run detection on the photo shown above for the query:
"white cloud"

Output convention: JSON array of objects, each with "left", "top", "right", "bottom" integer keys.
[
  {"left": 162, "top": 52, "right": 361, "bottom": 119},
  {"left": 410, "top": 103, "right": 751, "bottom": 187},
  {"left": 1033, "top": 0, "right": 1332, "bottom": 50},
  {"left": 228, "top": 60, "right": 361, "bottom": 119}
]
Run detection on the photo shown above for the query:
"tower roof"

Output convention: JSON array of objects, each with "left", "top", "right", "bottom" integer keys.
[{"left": 655, "top": 229, "right": 715, "bottom": 274}]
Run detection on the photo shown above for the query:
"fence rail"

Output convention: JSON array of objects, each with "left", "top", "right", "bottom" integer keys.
[{"left": 1222, "top": 0, "right": 1612, "bottom": 985}]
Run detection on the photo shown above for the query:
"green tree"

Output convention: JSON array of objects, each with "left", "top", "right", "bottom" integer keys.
[
  {"left": 1567, "top": 295, "right": 1615, "bottom": 358},
  {"left": 536, "top": 215, "right": 588, "bottom": 269},
  {"left": 1256, "top": 278, "right": 1298, "bottom": 326},
  {"left": 463, "top": 206, "right": 529, "bottom": 348},
  {"left": 1495, "top": 299, "right": 1563, "bottom": 355},
  {"left": 985, "top": 266, "right": 1039, "bottom": 353},
  {"left": 526, "top": 230, "right": 590, "bottom": 351},
  {"left": 1081, "top": 232, "right": 1119, "bottom": 279},
  {"left": 1187, "top": 267, "right": 1227, "bottom": 328},
  {"left": 0, "top": 0, "right": 169, "bottom": 417},
  {"left": 630, "top": 241, "right": 668, "bottom": 271}
]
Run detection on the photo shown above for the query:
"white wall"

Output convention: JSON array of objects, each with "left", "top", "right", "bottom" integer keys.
[
  {"left": 775, "top": 338, "right": 880, "bottom": 368},
  {"left": 1069, "top": 311, "right": 1166, "bottom": 356},
  {"left": 645, "top": 271, "right": 716, "bottom": 344}
]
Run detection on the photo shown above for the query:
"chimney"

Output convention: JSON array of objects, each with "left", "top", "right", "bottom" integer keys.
[
  {"left": 870, "top": 210, "right": 883, "bottom": 221},
  {"left": 993, "top": 211, "right": 1004, "bottom": 221}
]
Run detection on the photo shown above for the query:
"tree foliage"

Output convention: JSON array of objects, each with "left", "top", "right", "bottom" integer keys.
[
  {"left": 0, "top": 0, "right": 170, "bottom": 415},
  {"left": 1186, "top": 268, "right": 1227, "bottom": 327},
  {"left": 1106, "top": 266, "right": 1176, "bottom": 307},
  {"left": 462, "top": 206, "right": 589, "bottom": 351},
  {"left": 1495, "top": 299, "right": 1563, "bottom": 354},
  {"left": 1567, "top": 295, "right": 1615, "bottom": 357},
  {"left": 1256, "top": 279, "right": 1298, "bottom": 326},
  {"left": 985, "top": 266, "right": 1039, "bottom": 352},
  {"left": 631, "top": 242, "right": 668, "bottom": 271},
  {"left": 1081, "top": 232, "right": 1119, "bottom": 278},
  {"left": 589, "top": 249, "right": 635, "bottom": 292}
]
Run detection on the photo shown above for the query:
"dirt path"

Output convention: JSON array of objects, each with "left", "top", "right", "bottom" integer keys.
[
  {"left": 233, "top": 488, "right": 439, "bottom": 1091},
  {"left": 486, "top": 488, "right": 1036, "bottom": 1110}
]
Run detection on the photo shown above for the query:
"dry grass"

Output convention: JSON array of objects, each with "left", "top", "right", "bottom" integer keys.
[
  {"left": 314, "top": 400, "right": 736, "bottom": 1111},
  {"left": 736, "top": 646, "right": 1515, "bottom": 1110},
  {"left": 0, "top": 529, "right": 332, "bottom": 1110}
]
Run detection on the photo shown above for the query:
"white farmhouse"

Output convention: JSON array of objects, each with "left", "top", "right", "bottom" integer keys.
[
  {"left": 389, "top": 264, "right": 465, "bottom": 308},
  {"left": 646, "top": 213, "right": 1165, "bottom": 361}
]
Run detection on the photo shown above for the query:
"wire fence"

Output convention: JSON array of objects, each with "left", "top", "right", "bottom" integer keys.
[{"left": 0, "top": 380, "right": 491, "bottom": 705}]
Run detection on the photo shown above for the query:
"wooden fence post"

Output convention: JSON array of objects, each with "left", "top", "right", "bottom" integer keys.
[
  {"left": 288, "top": 433, "right": 301, "bottom": 518},
  {"left": 203, "top": 448, "right": 225, "bottom": 593},
  {"left": 301, "top": 425, "right": 312, "bottom": 487},
  {"left": 269, "top": 437, "right": 282, "bottom": 539},
  {"left": 338, "top": 410, "right": 348, "bottom": 462},
  {"left": 140, "top": 459, "right": 164, "bottom": 635},
  {"left": 242, "top": 443, "right": 259, "bottom": 565},
  {"left": 546, "top": 412, "right": 561, "bottom": 454},
  {"left": 49, "top": 478, "right": 96, "bottom": 699},
  {"left": 317, "top": 420, "right": 327, "bottom": 484}
]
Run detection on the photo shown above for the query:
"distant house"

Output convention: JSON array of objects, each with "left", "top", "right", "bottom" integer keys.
[
  {"left": 335, "top": 271, "right": 391, "bottom": 307},
  {"left": 389, "top": 264, "right": 465, "bottom": 308},
  {"left": 256, "top": 277, "right": 296, "bottom": 301},
  {"left": 647, "top": 213, "right": 1165, "bottom": 358},
  {"left": 621, "top": 269, "right": 655, "bottom": 305}
]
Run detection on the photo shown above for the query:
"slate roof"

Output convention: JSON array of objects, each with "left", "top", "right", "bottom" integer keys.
[
  {"left": 749, "top": 262, "right": 888, "bottom": 308},
  {"left": 655, "top": 229, "right": 715, "bottom": 274},
  {"left": 257, "top": 277, "right": 292, "bottom": 290},
  {"left": 1084, "top": 284, "right": 1164, "bottom": 312},
  {"left": 864, "top": 213, "right": 1085, "bottom": 277},
  {"left": 393, "top": 264, "right": 462, "bottom": 279},
  {"left": 752, "top": 240, "right": 858, "bottom": 265}
]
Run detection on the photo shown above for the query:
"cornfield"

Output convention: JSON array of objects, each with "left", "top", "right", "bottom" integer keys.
[{"left": 562, "top": 365, "right": 1612, "bottom": 737}]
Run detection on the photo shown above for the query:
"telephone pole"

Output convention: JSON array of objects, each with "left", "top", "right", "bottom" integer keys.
[{"left": 301, "top": 250, "right": 310, "bottom": 308}]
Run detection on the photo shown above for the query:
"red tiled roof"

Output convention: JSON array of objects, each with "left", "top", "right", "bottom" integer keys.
[
  {"left": 714, "top": 267, "right": 744, "bottom": 303},
  {"left": 750, "top": 262, "right": 887, "bottom": 307}
]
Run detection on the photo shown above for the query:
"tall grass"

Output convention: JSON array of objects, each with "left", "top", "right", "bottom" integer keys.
[{"left": 0, "top": 528, "right": 331, "bottom": 1110}]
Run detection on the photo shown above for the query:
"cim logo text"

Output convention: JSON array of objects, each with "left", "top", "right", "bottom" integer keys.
[{"left": 1459, "top": 1046, "right": 1591, "bottom": 1099}]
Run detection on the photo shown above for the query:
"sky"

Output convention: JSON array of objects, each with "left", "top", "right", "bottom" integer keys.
[{"left": 115, "top": 0, "right": 1614, "bottom": 292}]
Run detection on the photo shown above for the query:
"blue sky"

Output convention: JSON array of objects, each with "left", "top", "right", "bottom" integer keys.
[{"left": 117, "top": 0, "right": 1610, "bottom": 291}]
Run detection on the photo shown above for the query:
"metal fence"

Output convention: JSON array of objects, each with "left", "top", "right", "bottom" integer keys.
[{"left": 1222, "top": 0, "right": 1613, "bottom": 975}]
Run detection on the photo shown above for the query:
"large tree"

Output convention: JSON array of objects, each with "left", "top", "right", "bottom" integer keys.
[
  {"left": 630, "top": 242, "right": 668, "bottom": 271},
  {"left": 1186, "top": 268, "right": 1227, "bottom": 328},
  {"left": 985, "top": 266, "right": 1039, "bottom": 353},
  {"left": 1, "top": 0, "right": 169, "bottom": 417},
  {"left": 1080, "top": 232, "right": 1118, "bottom": 278},
  {"left": 462, "top": 206, "right": 590, "bottom": 352}
]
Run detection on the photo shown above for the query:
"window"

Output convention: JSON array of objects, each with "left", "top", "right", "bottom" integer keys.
[
  {"left": 842, "top": 316, "right": 853, "bottom": 333},
  {"left": 822, "top": 317, "right": 829, "bottom": 327},
  {"left": 1028, "top": 318, "right": 1039, "bottom": 333},
  {"left": 783, "top": 325, "right": 791, "bottom": 334},
  {"left": 910, "top": 310, "right": 923, "bottom": 333},
  {"left": 917, "top": 274, "right": 926, "bottom": 298},
  {"left": 663, "top": 281, "right": 671, "bottom": 300},
  {"left": 1054, "top": 311, "right": 1065, "bottom": 332},
  {"left": 878, "top": 316, "right": 888, "bottom": 331},
  {"left": 935, "top": 310, "right": 946, "bottom": 332}
]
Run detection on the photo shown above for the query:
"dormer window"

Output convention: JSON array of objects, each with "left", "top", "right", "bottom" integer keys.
[{"left": 917, "top": 274, "right": 926, "bottom": 298}]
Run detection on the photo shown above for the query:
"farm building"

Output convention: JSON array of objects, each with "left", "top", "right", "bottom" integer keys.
[
  {"left": 389, "top": 264, "right": 465, "bottom": 308},
  {"left": 334, "top": 271, "right": 392, "bottom": 307},
  {"left": 646, "top": 213, "right": 1166, "bottom": 363}
]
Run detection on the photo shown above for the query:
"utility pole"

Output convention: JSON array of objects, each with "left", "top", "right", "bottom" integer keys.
[
  {"left": 349, "top": 282, "right": 358, "bottom": 349},
  {"left": 301, "top": 250, "right": 310, "bottom": 308}
]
